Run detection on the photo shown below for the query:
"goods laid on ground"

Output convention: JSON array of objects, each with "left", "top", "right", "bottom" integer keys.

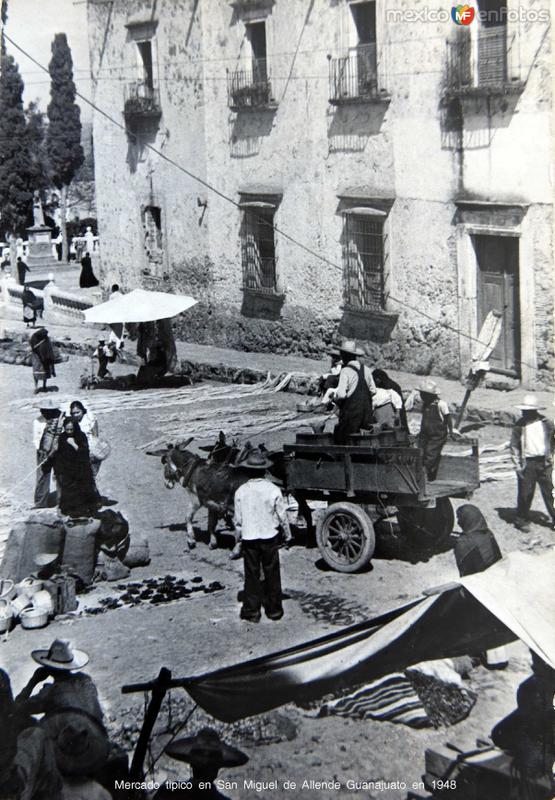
[{"left": 0, "top": 507, "right": 149, "bottom": 636}]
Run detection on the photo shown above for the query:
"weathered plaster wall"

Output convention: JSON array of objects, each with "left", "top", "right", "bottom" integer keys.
[
  {"left": 87, "top": 0, "right": 208, "bottom": 290},
  {"left": 88, "top": 0, "right": 552, "bottom": 383}
]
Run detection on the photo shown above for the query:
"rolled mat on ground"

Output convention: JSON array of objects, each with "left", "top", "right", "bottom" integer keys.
[{"left": 177, "top": 550, "right": 554, "bottom": 722}]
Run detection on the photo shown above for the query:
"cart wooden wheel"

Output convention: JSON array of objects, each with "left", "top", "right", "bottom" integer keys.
[
  {"left": 316, "top": 502, "right": 375, "bottom": 573},
  {"left": 396, "top": 497, "right": 455, "bottom": 544}
]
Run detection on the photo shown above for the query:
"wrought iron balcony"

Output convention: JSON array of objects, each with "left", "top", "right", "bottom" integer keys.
[
  {"left": 123, "top": 81, "right": 162, "bottom": 120},
  {"left": 228, "top": 59, "right": 277, "bottom": 111},
  {"left": 328, "top": 44, "right": 389, "bottom": 105},
  {"left": 445, "top": 28, "right": 524, "bottom": 96}
]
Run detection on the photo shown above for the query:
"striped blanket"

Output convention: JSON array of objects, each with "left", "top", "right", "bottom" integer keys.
[{"left": 318, "top": 673, "right": 430, "bottom": 729}]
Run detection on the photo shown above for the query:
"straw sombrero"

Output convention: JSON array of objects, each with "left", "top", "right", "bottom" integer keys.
[{"left": 165, "top": 728, "right": 248, "bottom": 769}]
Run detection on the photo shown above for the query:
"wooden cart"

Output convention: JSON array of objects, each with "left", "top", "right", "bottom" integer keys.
[{"left": 284, "top": 428, "right": 480, "bottom": 573}]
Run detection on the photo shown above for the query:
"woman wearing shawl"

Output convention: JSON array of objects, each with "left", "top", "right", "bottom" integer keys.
[
  {"left": 455, "top": 504, "right": 507, "bottom": 669},
  {"left": 22, "top": 285, "right": 43, "bottom": 328},
  {"left": 29, "top": 328, "right": 56, "bottom": 394},
  {"left": 454, "top": 504, "right": 502, "bottom": 577},
  {"left": 42, "top": 418, "right": 100, "bottom": 518},
  {"left": 372, "top": 369, "right": 408, "bottom": 430},
  {"left": 79, "top": 253, "right": 99, "bottom": 288}
]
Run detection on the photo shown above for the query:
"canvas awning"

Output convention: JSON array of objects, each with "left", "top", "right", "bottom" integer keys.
[
  {"left": 179, "top": 549, "right": 554, "bottom": 722},
  {"left": 83, "top": 288, "right": 197, "bottom": 324}
]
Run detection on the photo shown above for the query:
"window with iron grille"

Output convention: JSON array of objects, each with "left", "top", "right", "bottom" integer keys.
[
  {"left": 241, "top": 207, "right": 278, "bottom": 293},
  {"left": 343, "top": 214, "right": 385, "bottom": 310}
]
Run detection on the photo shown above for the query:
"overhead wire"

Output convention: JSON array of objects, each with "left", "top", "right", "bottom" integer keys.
[{"left": 2, "top": 32, "right": 544, "bottom": 375}]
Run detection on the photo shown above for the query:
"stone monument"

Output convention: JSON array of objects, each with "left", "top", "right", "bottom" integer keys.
[{"left": 25, "top": 191, "right": 58, "bottom": 271}]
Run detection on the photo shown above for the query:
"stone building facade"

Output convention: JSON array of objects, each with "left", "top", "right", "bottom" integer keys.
[{"left": 86, "top": 0, "right": 552, "bottom": 386}]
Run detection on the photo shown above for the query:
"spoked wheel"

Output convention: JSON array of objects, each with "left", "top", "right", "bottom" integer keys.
[
  {"left": 396, "top": 497, "right": 455, "bottom": 547},
  {"left": 316, "top": 502, "right": 375, "bottom": 573}
]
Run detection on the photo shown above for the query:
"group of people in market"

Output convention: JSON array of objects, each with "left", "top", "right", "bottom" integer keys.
[
  {"left": 0, "top": 636, "right": 248, "bottom": 799},
  {"left": 33, "top": 397, "right": 106, "bottom": 518},
  {"left": 314, "top": 338, "right": 456, "bottom": 480}
]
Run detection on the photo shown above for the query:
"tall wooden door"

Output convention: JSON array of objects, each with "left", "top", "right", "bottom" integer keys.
[{"left": 475, "top": 235, "right": 520, "bottom": 376}]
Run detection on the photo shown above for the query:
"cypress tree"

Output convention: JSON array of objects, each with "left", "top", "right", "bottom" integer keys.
[
  {"left": 47, "top": 33, "right": 84, "bottom": 262},
  {"left": 0, "top": 53, "right": 34, "bottom": 265}
]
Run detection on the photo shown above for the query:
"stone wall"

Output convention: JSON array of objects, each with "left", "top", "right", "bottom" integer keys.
[{"left": 87, "top": 0, "right": 552, "bottom": 385}]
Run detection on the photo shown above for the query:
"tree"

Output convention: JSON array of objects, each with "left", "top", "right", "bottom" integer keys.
[
  {"left": 46, "top": 33, "right": 84, "bottom": 262},
  {"left": 0, "top": 54, "right": 35, "bottom": 264}
]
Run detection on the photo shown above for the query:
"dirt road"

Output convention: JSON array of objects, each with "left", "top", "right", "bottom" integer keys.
[{"left": 0, "top": 355, "right": 552, "bottom": 799}]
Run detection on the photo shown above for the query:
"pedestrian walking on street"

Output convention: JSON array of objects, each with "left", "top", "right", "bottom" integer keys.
[
  {"left": 93, "top": 339, "right": 116, "bottom": 379},
  {"left": 510, "top": 394, "right": 555, "bottom": 532},
  {"left": 29, "top": 327, "right": 57, "bottom": 394},
  {"left": 22, "top": 284, "right": 44, "bottom": 328},
  {"left": 417, "top": 379, "right": 455, "bottom": 481},
  {"left": 79, "top": 253, "right": 99, "bottom": 288},
  {"left": 33, "top": 399, "right": 64, "bottom": 508},
  {"left": 16, "top": 256, "right": 30, "bottom": 285},
  {"left": 234, "top": 450, "right": 292, "bottom": 622}
]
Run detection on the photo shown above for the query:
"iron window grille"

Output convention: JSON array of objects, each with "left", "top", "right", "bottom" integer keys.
[
  {"left": 343, "top": 214, "right": 385, "bottom": 311},
  {"left": 228, "top": 58, "right": 274, "bottom": 110},
  {"left": 241, "top": 207, "right": 278, "bottom": 293},
  {"left": 329, "top": 43, "right": 382, "bottom": 104},
  {"left": 124, "top": 80, "right": 161, "bottom": 117}
]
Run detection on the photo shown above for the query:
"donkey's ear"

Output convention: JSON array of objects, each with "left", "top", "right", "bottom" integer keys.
[
  {"left": 219, "top": 431, "right": 226, "bottom": 444},
  {"left": 146, "top": 448, "right": 169, "bottom": 457}
]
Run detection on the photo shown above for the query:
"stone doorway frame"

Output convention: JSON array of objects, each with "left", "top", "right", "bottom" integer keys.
[{"left": 454, "top": 201, "right": 536, "bottom": 387}]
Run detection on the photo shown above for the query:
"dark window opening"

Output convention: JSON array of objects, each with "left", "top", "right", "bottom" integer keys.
[
  {"left": 137, "top": 40, "right": 154, "bottom": 90},
  {"left": 350, "top": 2, "right": 377, "bottom": 96},
  {"left": 242, "top": 207, "right": 277, "bottom": 293},
  {"left": 343, "top": 214, "right": 385, "bottom": 311},
  {"left": 246, "top": 21, "right": 267, "bottom": 83},
  {"left": 351, "top": 1, "right": 376, "bottom": 45},
  {"left": 142, "top": 205, "right": 164, "bottom": 267}
]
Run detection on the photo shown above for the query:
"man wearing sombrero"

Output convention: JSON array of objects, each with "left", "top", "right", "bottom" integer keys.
[
  {"left": 33, "top": 398, "right": 64, "bottom": 508},
  {"left": 332, "top": 339, "right": 376, "bottom": 444},
  {"left": 510, "top": 394, "right": 554, "bottom": 532},
  {"left": 234, "top": 451, "right": 292, "bottom": 622},
  {"left": 14, "top": 640, "right": 116, "bottom": 784},
  {"left": 154, "top": 727, "right": 248, "bottom": 798}
]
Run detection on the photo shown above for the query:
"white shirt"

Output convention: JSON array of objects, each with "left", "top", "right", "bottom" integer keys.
[
  {"left": 33, "top": 418, "right": 46, "bottom": 450},
  {"left": 334, "top": 361, "right": 376, "bottom": 401},
  {"left": 523, "top": 420, "right": 546, "bottom": 457},
  {"left": 234, "top": 478, "right": 289, "bottom": 540},
  {"left": 373, "top": 387, "right": 403, "bottom": 410}
]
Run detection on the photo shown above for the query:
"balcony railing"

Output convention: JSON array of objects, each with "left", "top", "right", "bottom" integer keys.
[
  {"left": 329, "top": 43, "right": 389, "bottom": 105},
  {"left": 446, "top": 27, "right": 524, "bottom": 95},
  {"left": 123, "top": 81, "right": 162, "bottom": 119},
  {"left": 228, "top": 58, "right": 276, "bottom": 111}
]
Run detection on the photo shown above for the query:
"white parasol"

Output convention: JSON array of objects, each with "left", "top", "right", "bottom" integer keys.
[{"left": 83, "top": 288, "right": 197, "bottom": 324}]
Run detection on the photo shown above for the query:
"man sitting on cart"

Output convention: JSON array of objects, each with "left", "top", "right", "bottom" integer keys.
[{"left": 332, "top": 339, "right": 376, "bottom": 444}]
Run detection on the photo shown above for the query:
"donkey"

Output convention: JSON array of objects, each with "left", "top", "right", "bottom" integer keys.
[{"left": 147, "top": 435, "right": 313, "bottom": 556}]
